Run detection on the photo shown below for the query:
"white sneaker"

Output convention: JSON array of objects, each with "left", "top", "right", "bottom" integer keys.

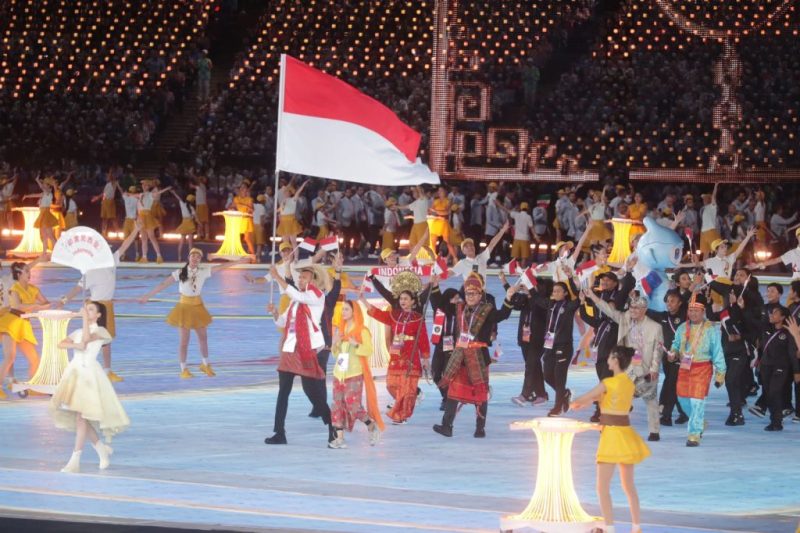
[
  {"left": 415, "top": 389, "right": 425, "bottom": 406},
  {"left": 61, "top": 451, "right": 81, "bottom": 473},
  {"left": 368, "top": 422, "right": 381, "bottom": 446},
  {"left": 511, "top": 395, "right": 528, "bottom": 407},
  {"left": 93, "top": 441, "right": 113, "bottom": 469},
  {"left": 327, "top": 431, "right": 347, "bottom": 449}
]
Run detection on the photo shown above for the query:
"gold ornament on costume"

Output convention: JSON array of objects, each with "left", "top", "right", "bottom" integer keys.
[{"left": 391, "top": 271, "right": 422, "bottom": 297}]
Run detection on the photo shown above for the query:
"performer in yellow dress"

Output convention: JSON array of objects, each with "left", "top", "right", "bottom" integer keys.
[
  {"left": 170, "top": 190, "right": 197, "bottom": 262},
  {"left": 276, "top": 179, "right": 310, "bottom": 251},
  {"left": 570, "top": 345, "right": 648, "bottom": 533},
  {"left": 64, "top": 188, "right": 79, "bottom": 229},
  {"left": 232, "top": 183, "right": 255, "bottom": 255},
  {"left": 25, "top": 175, "right": 61, "bottom": 251},
  {"left": 0, "top": 257, "right": 52, "bottom": 399},
  {"left": 150, "top": 178, "right": 167, "bottom": 233},
  {"left": 50, "top": 301, "right": 130, "bottom": 473},
  {"left": 138, "top": 249, "right": 245, "bottom": 378},
  {"left": 627, "top": 191, "right": 648, "bottom": 239}
]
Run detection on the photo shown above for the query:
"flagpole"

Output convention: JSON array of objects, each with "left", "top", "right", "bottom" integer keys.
[{"left": 270, "top": 54, "right": 288, "bottom": 308}]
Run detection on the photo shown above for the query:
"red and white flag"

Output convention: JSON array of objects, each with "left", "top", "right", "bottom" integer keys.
[
  {"left": 298, "top": 237, "right": 317, "bottom": 253},
  {"left": 433, "top": 256, "right": 449, "bottom": 279},
  {"left": 503, "top": 258, "right": 520, "bottom": 276},
  {"left": 521, "top": 267, "right": 538, "bottom": 290},
  {"left": 276, "top": 55, "right": 439, "bottom": 186},
  {"left": 360, "top": 273, "right": 374, "bottom": 293},
  {"left": 320, "top": 234, "right": 339, "bottom": 252},
  {"left": 576, "top": 260, "right": 599, "bottom": 283}
]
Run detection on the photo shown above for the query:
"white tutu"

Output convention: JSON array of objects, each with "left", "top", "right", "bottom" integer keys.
[{"left": 49, "top": 325, "right": 130, "bottom": 442}]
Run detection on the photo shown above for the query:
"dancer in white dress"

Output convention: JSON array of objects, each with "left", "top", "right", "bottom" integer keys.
[{"left": 50, "top": 301, "right": 130, "bottom": 473}]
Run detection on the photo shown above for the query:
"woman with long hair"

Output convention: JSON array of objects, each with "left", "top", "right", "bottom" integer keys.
[
  {"left": 360, "top": 272, "right": 430, "bottom": 424},
  {"left": 570, "top": 345, "right": 649, "bottom": 533},
  {"left": 51, "top": 301, "right": 130, "bottom": 473},
  {"left": 0, "top": 256, "right": 52, "bottom": 399},
  {"left": 23, "top": 174, "right": 60, "bottom": 251},
  {"left": 329, "top": 299, "right": 384, "bottom": 448},
  {"left": 138, "top": 248, "right": 243, "bottom": 378}
]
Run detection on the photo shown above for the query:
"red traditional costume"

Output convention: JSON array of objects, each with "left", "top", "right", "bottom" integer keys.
[{"left": 368, "top": 307, "right": 430, "bottom": 423}]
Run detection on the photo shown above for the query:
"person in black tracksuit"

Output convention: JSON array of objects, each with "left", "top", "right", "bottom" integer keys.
[
  {"left": 751, "top": 305, "right": 800, "bottom": 431},
  {"left": 706, "top": 286, "right": 749, "bottom": 426},
  {"left": 530, "top": 277, "right": 581, "bottom": 416},
  {"left": 646, "top": 289, "right": 689, "bottom": 426},
  {"left": 579, "top": 271, "right": 633, "bottom": 422},
  {"left": 496, "top": 277, "right": 553, "bottom": 406},
  {"left": 429, "top": 287, "right": 459, "bottom": 410},
  {"left": 788, "top": 281, "right": 800, "bottom": 423}
]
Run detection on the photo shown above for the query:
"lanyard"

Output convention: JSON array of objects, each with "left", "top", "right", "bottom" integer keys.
[
  {"left": 667, "top": 314, "right": 678, "bottom": 335},
  {"left": 461, "top": 305, "right": 479, "bottom": 336},
  {"left": 394, "top": 311, "right": 412, "bottom": 338},
  {"left": 682, "top": 320, "right": 709, "bottom": 354},
  {"left": 547, "top": 301, "right": 563, "bottom": 334}
]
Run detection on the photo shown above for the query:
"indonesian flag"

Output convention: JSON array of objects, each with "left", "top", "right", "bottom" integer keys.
[
  {"left": 503, "top": 258, "right": 520, "bottom": 276},
  {"left": 704, "top": 272, "right": 718, "bottom": 284},
  {"left": 276, "top": 55, "right": 439, "bottom": 186},
  {"left": 320, "top": 234, "right": 339, "bottom": 252},
  {"left": 361, "top": 273, "right": 374, "bottom": 293},
  {"left": 433, "top": 256, "right": 449, "bottom": 279},
  {"left": 576, "top": 260, "right": 598, "bottom": 283},
  {"left": 492, "top": 341, "right": 503, "bottom": 362},
  {"left": 719, "top": 308, "right": 731, "bottom": 333},
  {"left": 298, "top": 237, "right": 317, "bottom": 253},
  {"left": 521, "top": 267, "right": 538, "bottom": 290},
  {"left": 640, "top": 270, "right": 663, "bottom": 296},
  {"left": 430, "top": 310, "right": 445, "bottom": 344},
  {"left": 684, "top": 227, "right": 693, "bottom": 241}
]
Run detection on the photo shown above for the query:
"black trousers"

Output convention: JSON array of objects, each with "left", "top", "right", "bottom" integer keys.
[
  {"left": 520, "top": 342, "right": 546, "bottom": 399},
  {"left": 659, "top": 359, "right": 687, "bottom": 418},
  {"left": 273, "top": 370, "right": 331, "bottom": 435},
  {"left": 758, "top": 365, "right": 790, "bottom": 425},
  {"left": 543, "top": 344, "right": 571, "bottom": 406},
  {"left": 342, "top": 223, "right": 360, "bottom": 256},
  {"left": 724, "top": 351, "right": 748, "bottom": 412},
  {"left": 442, "top": 398, "right": 488, "bottom": 430},
  {"left": 431, "top": 346, "right": 452, "bottom": 399}
]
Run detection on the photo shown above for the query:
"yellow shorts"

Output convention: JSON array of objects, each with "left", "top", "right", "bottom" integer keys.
[
  {"left": 175, "top": 217, "right": 196, "bottom": 235},
  {"left": 123, "top": 217, "right": 136, "bottom": 237},
  {"left": 195, "top": 204, "right": 209, "bottom": 223},
  {"left": 34, "top": 207, "right": 59, "bottom": 229},
  {"left": 139, "top": 209, "right": 158, "bottom": 231},
  {"left": 408, "top": 222, "right": 428, "bottom": 248},
  {"left": 512, "top": 239, "right": 531, "bottom": 259},
  {"left": 276, "top": 215, "right": 302, "bottom": 237}
]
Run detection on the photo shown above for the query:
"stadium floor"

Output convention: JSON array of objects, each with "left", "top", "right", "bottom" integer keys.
[{"left": 0, "top": 257, "right": 797, "bottom": 533}]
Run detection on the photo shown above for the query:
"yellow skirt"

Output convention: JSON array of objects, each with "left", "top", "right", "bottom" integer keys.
[
  {"left": 316, "top": 224, "right": 330, "bottom": 240},
  {"left": 276, "top": 215, "right": 302, "bottom": 237},
  {"left": 33, "top": 207, "right": 59, "bottom": 229},
  {"left": 0, "top": 313, "right": 37, "bottom": 344},
  {"left": 101, "top": 198, "right": 116, "bottom": 219},
  {"left": 98, "top": 300, "right": 116, "bottom": 338},
  {"left": 756, "top": 221, "right": 768, "bottom": 243},
  {"left": 428, "top": 217, "right": 450, "bottom": 240},
  {"left": 254, "top": 225, "right": 266, "bottom": 245},
  {"left": 408, "top": 221, "right": 428, "bottom": 248},
  {"left": 239, "top": 214, "right": 254, "bottom": 234},
  {"left": 195, "top": 203, "right": 209, "bottom": 223},
  {"left": 51, "top": 208, "right": 66, "bottom": 229},
  {"left": 152, "top": 201, "right": 165, "bottom": 221},
  {"left": 123, "top": 217, "right": 136, "bottom": 237},
  {"left": 448, "top": 228, "right": 464, "bottom": 247},
  {"left": 139, "top": 209, "right": 158, "bottom": 231},
  {"left": 699, "top": 229, "right": 721, "bottom": 254},
  {"left": 596, "top": 425, "right": 651, "bottom": 465},
  {"left": 166, "top": 295, "right": 212, "bottom": 330},
  {"left": 382, "top": 230, "right": 396, "bottom": 250},
  {"left": 65, "top": 212, "right": 78, "bottom": 229},
  {"left": 511, "top": 239, "right": 531, "bottom": 259},
  {"left": 175, "top": 217, "right": 196, "bottom": 235},
  {"left": 586, "top": 219, "right": 612, "bottom": 246}
]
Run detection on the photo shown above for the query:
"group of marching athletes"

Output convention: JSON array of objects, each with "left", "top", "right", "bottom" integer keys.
[{"left": 3, "top": 218, "right": 800, "bottom": 533}]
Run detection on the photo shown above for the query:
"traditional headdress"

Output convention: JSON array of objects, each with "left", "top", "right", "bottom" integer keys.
[
  {"left": 391, "top": 271, "right": 422, "bottom": 297},
  {"left": 464, "top": 272, "right": 485, "bottom": 293}
]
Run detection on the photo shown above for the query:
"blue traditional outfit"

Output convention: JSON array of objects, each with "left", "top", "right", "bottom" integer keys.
[{"left": 670, "top": 309, "right": 726, "bottom": 446}]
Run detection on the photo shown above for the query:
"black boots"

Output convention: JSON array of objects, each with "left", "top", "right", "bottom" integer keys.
[
  {"left": 264, "top": 432, "right": 287, "bottom": 445},
  {"left": 725, "top": 410, "right": 745, "bottom": 426},
  {"left": 433, "top": 424, "right": 453, "bottom": 437}
]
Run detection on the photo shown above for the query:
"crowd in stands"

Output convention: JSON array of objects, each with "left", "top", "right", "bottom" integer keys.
[{"left": 0, "top": 0, "right": 216, "bottom": 165}]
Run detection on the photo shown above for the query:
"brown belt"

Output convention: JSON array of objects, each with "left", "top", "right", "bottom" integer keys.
[{"left": 599, "top": 414, "right": 630, "bottom": 426}]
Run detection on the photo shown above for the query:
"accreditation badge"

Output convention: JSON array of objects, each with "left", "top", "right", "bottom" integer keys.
[
  {"left": 543, "top": 331, "right": 555, "bottom": 350},
  {"left": 442, "top": 335, "right": 454, "bottom": 352},
  {"left": 680, "top": 352, "right": 694, "bottom": 371},
  {"left": 335, "top": 352, "right": 350, "bottom": 372},
  {"left": 457, "top": 332, "right": 473, "bottom": 349},
  {"left": 521, "top": 326, "right": 531, "bottom": 343},
  {"left": 390, "top": 337, "right": 404, "bottom": 356}
]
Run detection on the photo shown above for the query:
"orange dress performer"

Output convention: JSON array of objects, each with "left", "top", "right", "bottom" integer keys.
[
  {"left": 328, "top": 300, "right": 384, "bottom": 448},
  {"left": 363, "top": 272, "right": 430, "bottom": 424},
  {"left": 627, "top": 194, "right": 648, "bottom": 240}
]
